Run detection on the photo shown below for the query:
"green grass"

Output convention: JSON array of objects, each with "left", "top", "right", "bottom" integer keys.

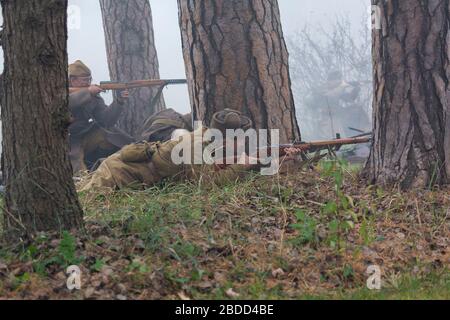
[
  {"left": 0, "top": 161, "right": 449, "bottom": 300},
  {"left": 297, "top": 272, "right": 450, "bottom": 300}
]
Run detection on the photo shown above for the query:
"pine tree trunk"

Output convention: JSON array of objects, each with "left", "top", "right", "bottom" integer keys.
[
  {"left": 100, "top": 0, "right": 166, "bottom": 137},
  {"left": 177, "top": 0, "right": 300, "bottom": 143},
  {"left": 1, "top": 0, "right": 83, "bottom": 239},
  {"left": 364, "top": 0, "right": 450, "bottom": 189}
]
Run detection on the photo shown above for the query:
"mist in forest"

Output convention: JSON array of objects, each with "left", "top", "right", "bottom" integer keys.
[{"left": 0, "top": 0, "right": 371, "bottom": 140}]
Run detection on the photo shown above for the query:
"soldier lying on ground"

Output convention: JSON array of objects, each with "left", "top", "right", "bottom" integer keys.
[
  {"left": 80, "top": 109, "right": 264, "bottom": 192},
  {"left": 137, "top": 108, "right": 193, "bottom": 143},
  {"left": 80, "top": 108, "right": 303, "bottom": 192},
  {"left": 68, "top": 60, "right": 134, "bottom": 173}
]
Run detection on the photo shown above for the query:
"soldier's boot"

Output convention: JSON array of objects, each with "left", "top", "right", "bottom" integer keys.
[{"left": 69, "top": 144, "right": 88, "bottom": 174}]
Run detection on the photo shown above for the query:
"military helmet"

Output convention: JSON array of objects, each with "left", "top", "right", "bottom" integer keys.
[
  {"left": 69, "top": 60, "right": 92, "bottom": 78},
  {"left": 210, "top": 108, "right": 253, "bottom": 133}
]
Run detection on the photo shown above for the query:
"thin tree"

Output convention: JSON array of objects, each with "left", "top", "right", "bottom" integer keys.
[
  {"left": 178, "top": 0, "right": 300, "bottom": 143},
  {"left": 100, "top": 0, "right": 166, "bottom": 136},
  {"left": 364, "top": 0, "right": 450, "bottom": 189},
  {"left": 1, "top": 0, "right": 83, "bottom": 239}
]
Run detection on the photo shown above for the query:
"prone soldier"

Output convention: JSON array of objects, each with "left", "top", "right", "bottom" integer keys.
[{"left": 80, "top": 109, "right": 257, "bottom": 192}]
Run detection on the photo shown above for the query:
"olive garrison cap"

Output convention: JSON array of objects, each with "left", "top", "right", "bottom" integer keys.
[{"left": 68, "top": 60, "right": 92, "bottom": 77}]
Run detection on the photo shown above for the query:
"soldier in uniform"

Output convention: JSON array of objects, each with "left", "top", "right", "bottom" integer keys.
[
  {"left": 68, "top": 60, "right": 134, "bottom": 173},
  {"left": 307, "top": 71, "right": 371, "bottom": 139},
  {"left": 137, "top": 108, "right": 193, "bottom": 143},
  {"left": 80, "top": 109, "right": 258, "bottom": 192}
]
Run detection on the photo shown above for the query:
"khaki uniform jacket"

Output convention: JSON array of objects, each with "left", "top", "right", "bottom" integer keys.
[{"left": 81, "top": 128, "right": 256, "bottom": 192}]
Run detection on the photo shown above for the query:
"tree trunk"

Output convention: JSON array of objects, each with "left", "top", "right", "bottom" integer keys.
[
  {"left": 100, "top": 0, "right": 166, "bottom": 137},
  {"left": 177, "top": 0, "right": 301, "bottom": 143},
  {"left": 364, "top": 0, "right": 450, "bottom": 189},
  {"left": 1, "top": 0, "right": 83, "bottom": 239}
]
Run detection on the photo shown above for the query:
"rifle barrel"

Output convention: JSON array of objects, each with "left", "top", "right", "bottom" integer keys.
[
  {"left": 260, "top": 136, "right": 371, "bottom": 156},
  {"left": 99, "top": 79, "right": 187, "bottom": 90},
  {"left": 298, "top": 136, "right": 371, "bottom": 148}
]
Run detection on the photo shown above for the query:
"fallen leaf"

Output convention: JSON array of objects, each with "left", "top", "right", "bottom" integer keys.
[
  {"left": 178, "top": 291, "right": 191, "bottom": 300},
  {"left": 214, "top": 272, "right": 226, "bottom": 283},
  {"left": 225, "top": 288, "right": 240, "bottom": 298},
  {"left": 116, "top": 283, "right": 127, "bottom": 293},
  {"left": 272, "top": 268, "right": 285, "bottom": 278},
  {"left": 396, "top": 232, "right": 406, "bottom": 240},
  {"left": 84, "top": 287, "right": 95, "bottom": 299}
]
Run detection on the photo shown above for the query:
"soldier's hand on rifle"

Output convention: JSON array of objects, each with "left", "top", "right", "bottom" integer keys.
[
  {"left": 88, "top": 85, "right": 105, "bottom": 97},
  {"left": 284, "top": 147, "right": 303, "bottom": 158}
]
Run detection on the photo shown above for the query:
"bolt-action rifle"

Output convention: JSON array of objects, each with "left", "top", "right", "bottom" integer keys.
[
  {"left": 273, "top": 135, "right": 372, "bottom": 157},
  {"left": 69, "top": 79, "right": 187, "bottom": 110},
  {"left": 258, "top": 133, "right": 372, "bottom": 157},
  {"left": 98, "top": 79, "right": 187, "bottom": 91},
  {"left": 100, "top": 79, "right": 187, "bottom": 110},
  {"left": 68, "top": 79, "right": 187, "bottom": 94}
]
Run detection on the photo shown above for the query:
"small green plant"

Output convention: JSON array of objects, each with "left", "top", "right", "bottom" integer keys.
[
  {"left": 11, "top": 272, "right": 31, "bottom": 290},
  {"left": 359, "top": 212, "right": 376, "bottom": 246},
  {"left": 58, "top": 231, "right": 82, "bottom": 267},
  {"left": 129, "top": 208, "right": 168, "bottom": 253},
  {"left": 290, "top": 210, "right": 318, "bottom": 246},
  {"left": 319, "top": 159, "right": 358, "bottom": 251},
  {"left": 342, "top": 264, "right": 354, "bottom": 280},
  {"left": 127, "top": 259, "right": 150, "bottom": 273},
  {"left": 28, "top": 231, "right": 83, "bottom": 275},
  {"left": 90, "top": 258, "right": 106, "bottom": 272}
]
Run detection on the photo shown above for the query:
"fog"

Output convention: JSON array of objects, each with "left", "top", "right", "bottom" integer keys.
[
  {"left": 0, "top": 0, "right": 370, "bottom": 134},
  {"left": 65, "top": 0, "right": 369, "bottom": 114}
]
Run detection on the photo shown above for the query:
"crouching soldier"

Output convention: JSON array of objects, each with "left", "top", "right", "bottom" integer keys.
[
  {"left": 79, "top": 109, "right": 257, "bottom": 192},
  {"left": 68, "top": 60, "right": 134, "bottom": 173}
]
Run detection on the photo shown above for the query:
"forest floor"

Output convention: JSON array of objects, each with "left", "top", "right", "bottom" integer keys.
[{"left": 0, "top": 160, "right": 448, "bottom": 300}]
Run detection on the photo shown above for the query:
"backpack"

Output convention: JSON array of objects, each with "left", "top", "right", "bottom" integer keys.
[{"left": 137, "top": 108, "right": 192, "bottom": 143}]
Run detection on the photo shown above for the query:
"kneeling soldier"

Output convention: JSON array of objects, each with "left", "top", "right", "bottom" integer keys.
[{"left": 68, "top": 60, "right": 134, "bottom": 173}]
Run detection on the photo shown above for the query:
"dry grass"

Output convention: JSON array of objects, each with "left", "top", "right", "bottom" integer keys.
[{"left": 0, "top": 160, "right": 448, "bottom": 299}]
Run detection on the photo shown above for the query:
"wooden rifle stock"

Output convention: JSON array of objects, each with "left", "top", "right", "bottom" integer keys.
[{"left": 99, "top": 79, "right": 187, "bottom": 91}]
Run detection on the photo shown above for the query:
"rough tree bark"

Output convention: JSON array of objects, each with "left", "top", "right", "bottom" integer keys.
[
  {"left": 177, "top": 0, "right": 301, "bottom": 143},
  {"left": 100, "top": 0, "right": 166, "bottom": 137},
  {"left": 1, "top": 0, "right": 83, "bottom": 239},
  {"left": 364, "top": 0, "right": 450, "bottom": 189}
]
